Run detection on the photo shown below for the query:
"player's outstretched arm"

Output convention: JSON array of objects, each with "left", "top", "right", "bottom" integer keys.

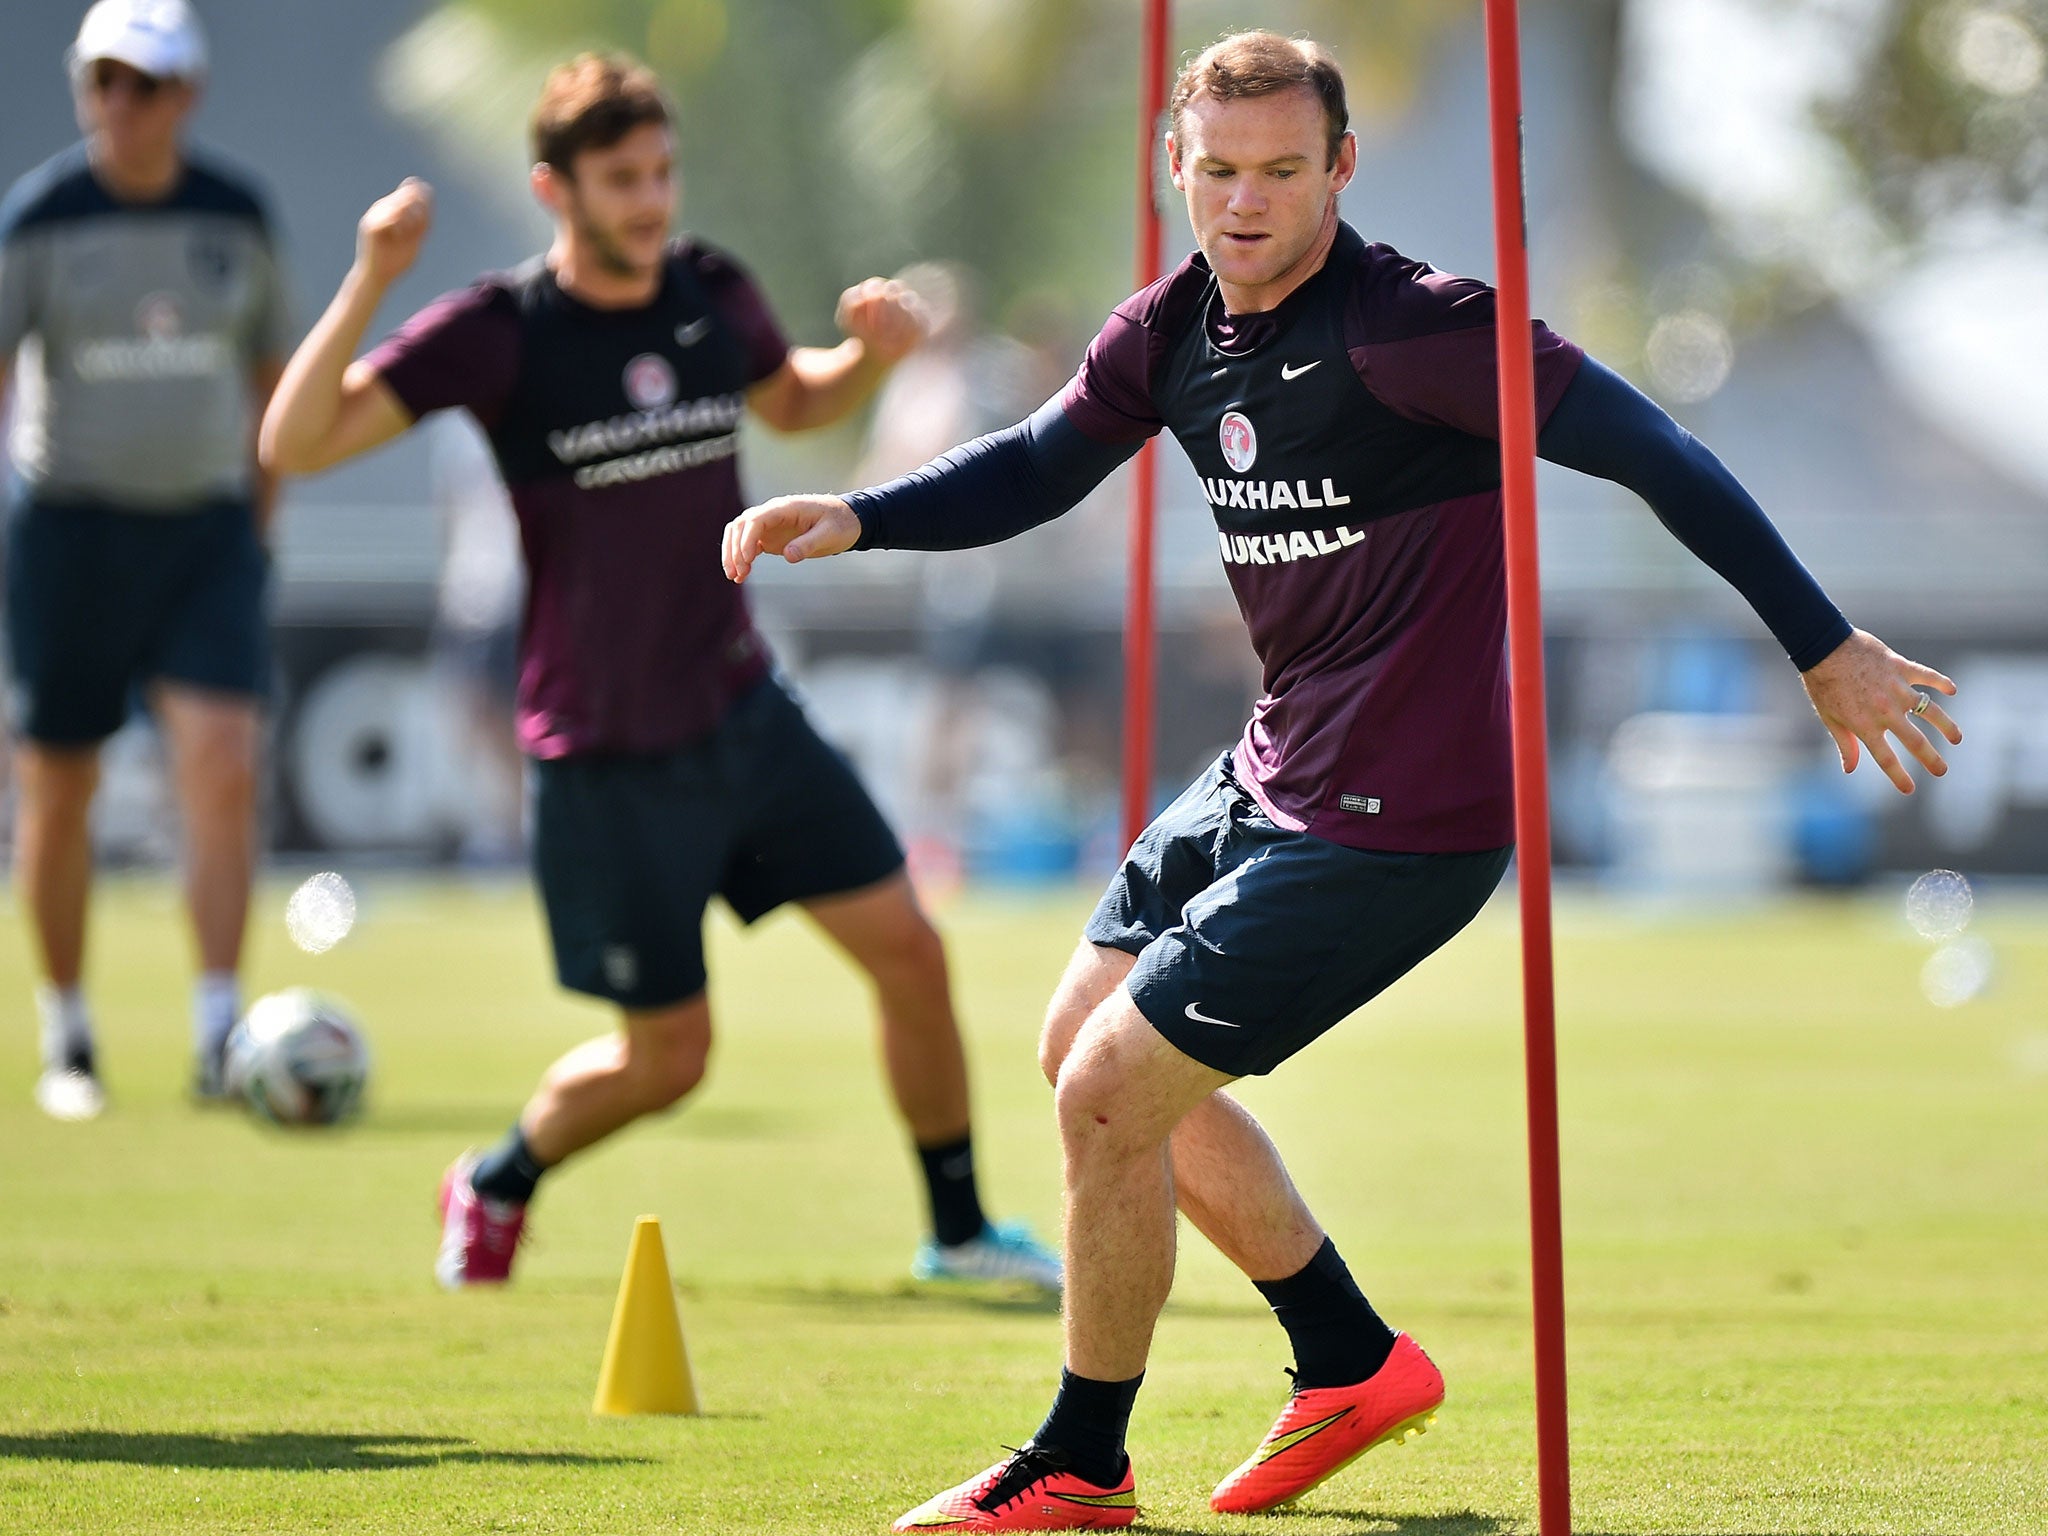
[
  {"left": 259, "top": 178, "right": 433, "bottom": 475},
  {"left": 723, "top": 495, "right": 862, "bottom": 583},
  {"left": 723, "top": 396, "right": 1142, "bottom": 586},
  {"left": 1537, "top": 358, "right": 1960, "bottom": 794},
  {"left": 747, "top": 277, "right": 925, "bottom": 433}
]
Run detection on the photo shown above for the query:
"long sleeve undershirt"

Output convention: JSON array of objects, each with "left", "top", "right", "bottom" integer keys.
[
  {"left": 847, "top": 398, "right": 1136, "bottom": 552},
  {"left": 847, "top": 357, "right": 1852, "bottom": 671},
  {"left": 1536, "top": 359, "right": 1849, "bottom": 669}
]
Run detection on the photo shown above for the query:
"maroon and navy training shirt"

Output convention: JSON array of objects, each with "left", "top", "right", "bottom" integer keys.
[
  {"left": 365, "top": 238, "right": 789, "bottom": 759},
  {"left": 1060, "top": 221, "right": 1583, "bottom": 853}
]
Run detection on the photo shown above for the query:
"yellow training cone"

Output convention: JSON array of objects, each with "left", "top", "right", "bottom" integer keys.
[{"left": 593, "top": 1215, "right": 699, "bottom": 1416}]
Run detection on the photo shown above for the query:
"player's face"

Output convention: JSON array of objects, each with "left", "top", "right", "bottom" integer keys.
[
  {"left": 1169, "top": 88, "right": 1356, "bottom": 308},
  {"left": 73, "top": 58, "right": 195, "bottom": 167},
  {"left": 556, "top": 123, "right": 678, "bottom": 279}
]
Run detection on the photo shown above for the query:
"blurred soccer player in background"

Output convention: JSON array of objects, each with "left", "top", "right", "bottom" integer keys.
[
  {"left": 261, "top": 53, "right": 1061, "bottom": 1294},
  {"left": 0, "top": 0, "right": 290, "bottom": 1122},
  {"left": 724, "top": 30, "right": 1964, "bottom": 1530}
]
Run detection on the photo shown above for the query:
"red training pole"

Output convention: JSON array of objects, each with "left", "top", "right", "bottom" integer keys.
[
  {"left": 1121, "top": 0, "right": 1171, "bottom": 853},
  {"left": 1481, "top": 3, "right": 1572, "bottom": 1533}
]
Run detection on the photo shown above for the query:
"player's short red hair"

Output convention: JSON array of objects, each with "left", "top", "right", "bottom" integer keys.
[
  {"left": 1170, "top": 32, "right": 1350, "bottom": 168},
  {"left": 531, "top": 53, "right": 673, "bottom": 174}
]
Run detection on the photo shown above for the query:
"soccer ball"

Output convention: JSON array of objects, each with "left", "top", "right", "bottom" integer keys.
[{"left": 223, "top": 989, "right": 370, "bottom": 1127}]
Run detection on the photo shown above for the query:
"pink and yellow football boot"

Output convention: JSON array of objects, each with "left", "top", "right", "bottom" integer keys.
[
  {"left": 893, "top": 1443, "right": 1136, "bottom": 1532},
  {"left": 1208, "top": 1331, "right": 1443, "bottom": 1514}
]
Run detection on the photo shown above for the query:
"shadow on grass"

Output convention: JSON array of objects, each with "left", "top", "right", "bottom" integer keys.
[
  {"left": 1144, "top": 1514, "right": 1512, "bottom": 1535},
  {"left": 753, "top": 1282, "right": 1269, "bottom": 1323},
  {"left": 366, "top": 1103, "right": 804, "bottom": 1141},
  {"left": 1315, "top": 1515, "right": 1509, "bottom": 1532},
  {"left": 756, "top": 1281, "right": 1062, "bottom": 1317},
  {"left": 1136, "top": 1513, "right": 1512, "bottom": 1536},
  {"left": 356, "top": 1104, "right": 522, "bottom": 1137},
  {"left": 1156, "top": 1519, "right": 1895, "bottom": 1536},
  {"left": 0, "top": 1432, "right": 651, "bottom": 1471}
]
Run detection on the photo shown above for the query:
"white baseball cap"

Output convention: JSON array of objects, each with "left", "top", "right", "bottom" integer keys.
[{"left": 70, "top": 0, "right": 209, "bottom": 84}]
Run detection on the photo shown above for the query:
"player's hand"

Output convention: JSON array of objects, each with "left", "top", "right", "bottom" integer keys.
[
  {"left": 723, "top": 495, "right": 862, "bottom": 583},
  {"left": 355, "top": 178, "right": 434, "bottom": 288},
  {"left": 1801, "top": 628, "right": 1961, "bottom": 794},
  {"left": 835, "top": 278, "right": 926, "bottom": 365}
]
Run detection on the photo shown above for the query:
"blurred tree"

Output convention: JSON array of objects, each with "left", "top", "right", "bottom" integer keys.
[
  {"left": 391, "top": 0, "right": 1468, "bottom": 348},
  {"left": 386, "top": 0, "right": 2048, "bottom": 392},
  {"left": 1825, "top": 0, "right": 2048, "bottom": 237}
]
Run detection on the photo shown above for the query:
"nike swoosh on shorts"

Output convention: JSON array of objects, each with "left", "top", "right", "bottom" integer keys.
[
  {"left": 1281, "top": 361, "right": 1321, "bottom": 380},
  {"left": 1184, "top": 1002, "right": 1242, "bottom": 1028}
]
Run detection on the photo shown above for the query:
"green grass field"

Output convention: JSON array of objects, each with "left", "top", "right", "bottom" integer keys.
[{"left": 1, "top": 877, "right": 2044, "bottom": 1534}]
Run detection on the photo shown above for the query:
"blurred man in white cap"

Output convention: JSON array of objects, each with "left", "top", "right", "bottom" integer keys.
[{"left": 0, "top": 0, "right": 293, "bottom": 1119}]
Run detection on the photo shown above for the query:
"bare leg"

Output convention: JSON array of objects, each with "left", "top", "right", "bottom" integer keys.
[
  {"left": 1040, "top": 943, "right": 1325, "bottom": 1284},
  {"left": 803, "top": 871, "right": 969, "bottom": 1145},
  {"left": 153, "top": 685, "right": 260, "bottom": 976},
  {"left": 14, "top": 743, "right": 101, "bottom": 989},
  {"left": 1170, "top": 1096, "right": 1325, "bottom": 1281},
  {"left": 520, "top": 994, "right": 711, "bottom": 1165},
  {"left": 1053, "top": 986, "right": 1232, "bottom": 1379}
]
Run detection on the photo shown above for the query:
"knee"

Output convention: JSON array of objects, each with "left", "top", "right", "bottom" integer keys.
[
  {"left": 1037, "top": 1005, "right": 1086, "bottom": 1088},
  {"left": 1040, "top": 944, "right": 1135, "bottom": 1088},
  {"left": 629, "top": 1017, "right": 711, "bottom": 1111},
  {"left": 17, "top": 750, "right": 99, "bottom": 821},
  {"left": 1053, "top": 1051, "right": 1135, "bottom": 1153},
  {"left": 640, "top": 1041, "right": 708, "bottom": 1111},
  {"left": 182, "top": 733, "right": 259, "bottom": 816},
  {"left": 867, "top": 908, "right": 949, "bottom": 994}
]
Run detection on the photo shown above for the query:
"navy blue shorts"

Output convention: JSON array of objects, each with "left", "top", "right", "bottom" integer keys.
[
  {"left": 6, "top": 497, "right": 270, "bottom": 746},
  {"left": 1085, "top": 752, "right": 1512, "bottom": 1077},
  {"left": 532, "top": 675, "right": 907, "bottom": 1009}
]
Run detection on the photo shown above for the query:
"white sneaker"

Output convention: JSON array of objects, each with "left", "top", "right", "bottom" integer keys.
[
  {"left": 35, "top": 1066, "right": 106, "bottom": 1122},
  {"left": 912, "top": 1219, "right": 1063, "bottom": 1292}
]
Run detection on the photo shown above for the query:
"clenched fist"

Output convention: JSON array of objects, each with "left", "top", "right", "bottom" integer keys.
[
  {"left": 835, "top": 277, "right": 926, "bottom": 366},
  {"left": 356, "top": 177, "right": 434, "bottom": 288}
]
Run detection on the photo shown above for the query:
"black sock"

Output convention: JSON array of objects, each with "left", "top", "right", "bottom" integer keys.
[
  {"left": 1032, "top": 1368, "right": 1141, "bottom": 1487},
  {"left": 1253, "top": 1237, "right": 1397, "bottom": 1389},
  {"left": 470, "top": 1125, "right": 548, "bottom": 1207},
  {"left": 916, "top": 1133, "right": 987, "bottom": 1247}
]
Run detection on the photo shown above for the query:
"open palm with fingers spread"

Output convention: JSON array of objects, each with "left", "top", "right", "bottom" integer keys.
[{"left": 1801, "top": 628, "right": 1961, "bottom": 794}]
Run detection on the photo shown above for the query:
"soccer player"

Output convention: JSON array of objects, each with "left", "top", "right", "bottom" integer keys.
[
  {"left": 1, "top": 0, "right": 290, "bottom": 1121},
  {"left": 722, "top": 31, "right": 1964, "bottom": 1529},
  {"left": 259, "top": 54, "right": 1061, "bottom": 1294}
]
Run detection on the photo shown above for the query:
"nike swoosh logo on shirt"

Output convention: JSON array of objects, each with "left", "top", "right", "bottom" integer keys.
[
  {"left": 675, "top": 317, "right": 714, "bottom": 346},
  {"left": 1280, "top": 361, "right": 1321, "bottom": 380},
  {"left": 1184, "top": 1002, "right": 1242, "bottom": 1028}
]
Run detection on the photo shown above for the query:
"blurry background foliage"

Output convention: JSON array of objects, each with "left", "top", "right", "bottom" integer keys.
[
  {"left": 380, "top": 0, "right": 1465, "bottom": 347},
  {"left": 1830, "top": 0, "right": 2048, "bottom": 235},
  {"left": 380, "top": 0, "right": 2048, "bottom": 383}
]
